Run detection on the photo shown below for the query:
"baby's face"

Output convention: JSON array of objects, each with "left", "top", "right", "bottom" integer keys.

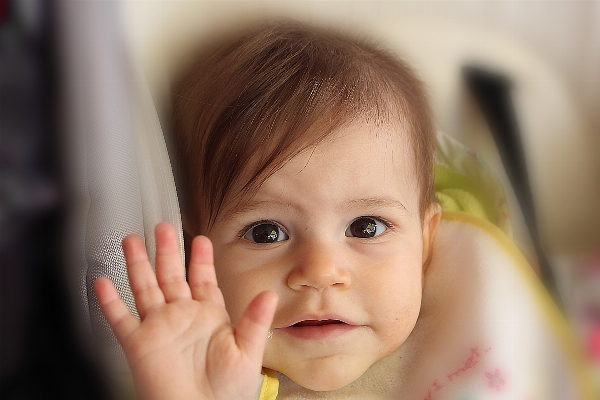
[{"left": 205, "top": 120, "right": 438, "bottom": 391}]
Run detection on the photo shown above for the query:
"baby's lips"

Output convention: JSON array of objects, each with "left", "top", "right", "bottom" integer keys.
[
  {"left": 278, "top": 313, "right": 358, "bottom": 328},
  {"left": 292, "top": 319, "right": 346, "bottom": 327}
]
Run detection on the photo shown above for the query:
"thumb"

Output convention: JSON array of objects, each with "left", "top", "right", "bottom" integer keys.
[{"left": 234, "top": 291, "right": 278, "bottom": 363}]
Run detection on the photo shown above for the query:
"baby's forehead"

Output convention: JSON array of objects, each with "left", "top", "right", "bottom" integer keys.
[
  {"left": 261, "top": 116, "right": 414, "bottom": 174},
  {"left": 215, "top": 119, "right": 420, "bottom": 219},
  {"left": 270, "top": 115, "right": 410, "bottom": 165}
]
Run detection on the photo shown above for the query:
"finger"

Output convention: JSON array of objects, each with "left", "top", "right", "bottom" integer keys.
[
  {"left": 122, "top": 234, "right": 165, "bottom": 318},
  {"left": 95, "top": 277, "right": 140, "bottom": 342},
  {"left": 154, "top": 222, "right": 191, "bottom": 302},
  {"left": 188, "top": 235, "right": 225, "bottom": 306},
  {"left": 234, "top": 291, "right": 278, "bottom": 362}
]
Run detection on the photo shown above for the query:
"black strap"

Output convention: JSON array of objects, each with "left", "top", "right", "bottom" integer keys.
[{"left": 462, "top": 65, "right": 561, "bottom": 305}]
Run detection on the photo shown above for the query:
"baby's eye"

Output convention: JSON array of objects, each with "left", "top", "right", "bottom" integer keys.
[
  {"left": 243, "top": 222, "right": 289, "bottom": 244},
  {"left": 345, "top": 217, "right": 387, "bottom": 238}
]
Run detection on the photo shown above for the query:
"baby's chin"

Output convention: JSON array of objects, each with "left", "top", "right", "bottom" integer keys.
[
  {"left": 283, "top": 367, "right": 364, "bottom": 392},
  {"left": 268, "top": 353, "right": 377, "bottom": 392}
]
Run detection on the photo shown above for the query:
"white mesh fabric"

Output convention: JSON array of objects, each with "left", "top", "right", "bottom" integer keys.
[
  {"left": 128, "top": 59, "right": 184, "bottom": 269},
  {"left": 60, "top": 0, "right": 183, "bottom": 376}
]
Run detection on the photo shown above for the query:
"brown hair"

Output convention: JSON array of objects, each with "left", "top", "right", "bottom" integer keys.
[{"left": 171, "top": 21, "right": 435, "bottom": 234}]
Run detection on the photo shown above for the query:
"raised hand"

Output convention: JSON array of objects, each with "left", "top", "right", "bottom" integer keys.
[{"left": 94, "top": 222, "right": 278, "bottom": 400}]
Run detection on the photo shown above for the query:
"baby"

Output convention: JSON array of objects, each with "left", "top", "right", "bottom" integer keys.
[{"left": 95, "top": 22, "right": 442, "bottom": 399}]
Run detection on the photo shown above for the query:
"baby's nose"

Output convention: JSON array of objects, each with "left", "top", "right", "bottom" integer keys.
[{"left": 286, "top": 241, "right": 352, "bottom": 291}]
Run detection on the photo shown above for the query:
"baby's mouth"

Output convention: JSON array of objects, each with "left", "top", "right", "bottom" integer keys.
[
  {"left": 291, "top": 319, "right": 347, "bottom": 327},
  {"left": 283, "top": 319, "right": 356, "bottom": 340}
]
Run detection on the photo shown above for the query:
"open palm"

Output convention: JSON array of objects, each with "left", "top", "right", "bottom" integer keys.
[{"left": 95, "top": 223, "right": 278, "bottom": 400}]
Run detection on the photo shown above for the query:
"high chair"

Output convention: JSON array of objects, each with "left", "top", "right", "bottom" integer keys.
[{"left": 60, "top": 1, "right": 597, "bottom": 398}]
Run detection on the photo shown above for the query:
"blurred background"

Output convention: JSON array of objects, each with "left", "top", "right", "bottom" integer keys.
[{"left": 1, "top": 0, "right": 599, "bottom": 398}]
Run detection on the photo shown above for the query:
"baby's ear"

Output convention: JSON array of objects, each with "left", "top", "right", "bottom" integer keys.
[{"left": 421, "top": 202, "right": 442, "bottom": 276}]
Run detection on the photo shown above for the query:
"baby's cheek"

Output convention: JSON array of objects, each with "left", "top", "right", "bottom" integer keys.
[
  {"left": 212, "top": 268, "right": 247, "bottom": 324},
  {"left": 214, "top": 261, "right": 278, "bottom": 325},
  {"left": 367, "top": 275, "right": 422, "bottom": 345}
]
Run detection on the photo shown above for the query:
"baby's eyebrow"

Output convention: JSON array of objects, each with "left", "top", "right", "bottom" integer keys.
[
  {"left": 345, "top": 197, "right": 410, "bottom": 214},
  {"left": 220, "top": 200, "right": 296, "bottom": 222},
  {"left": 220, "top": 197, "right": 410, "bottom": 223}
]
